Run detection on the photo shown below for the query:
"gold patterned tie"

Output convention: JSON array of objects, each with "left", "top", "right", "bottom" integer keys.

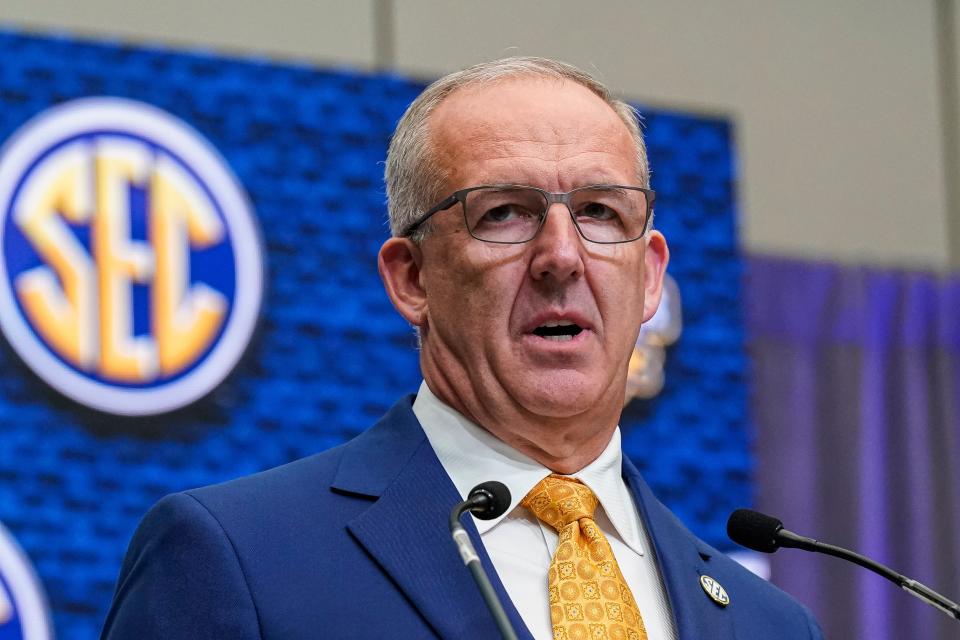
[{"left": 522, "top": 474, "right": 648, "bottom": 640}]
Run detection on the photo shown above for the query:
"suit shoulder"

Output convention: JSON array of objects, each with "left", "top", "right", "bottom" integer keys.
[
  {"left": 699, "top": 544, "right": 823, "bottom": 638},
  {"left": 186, "top": 444, "right": 347, "bottom": 516},
  {"left": 638, "top": 496, "right": 822, "bottom": 638},
  {"left": 102, "top": 492, "right": 262, "bottom": 639}
]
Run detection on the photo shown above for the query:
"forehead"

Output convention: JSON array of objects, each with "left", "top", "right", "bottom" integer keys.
[{"left": 429, "top": 76, "right": 637, "bottom": 188}]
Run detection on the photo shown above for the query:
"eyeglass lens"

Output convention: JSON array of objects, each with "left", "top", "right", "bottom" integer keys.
[{"left": 463, "top": 186, "right": 649, "bottom": 243}]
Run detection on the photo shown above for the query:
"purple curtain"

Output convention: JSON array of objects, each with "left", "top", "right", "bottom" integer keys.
[{"left": 746, "top": 255, "right": 960, "bottom": 639}]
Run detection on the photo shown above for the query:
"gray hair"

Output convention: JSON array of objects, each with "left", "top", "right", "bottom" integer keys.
[{"left": 384, "top": 56, "right": 649, "bottom": 242}]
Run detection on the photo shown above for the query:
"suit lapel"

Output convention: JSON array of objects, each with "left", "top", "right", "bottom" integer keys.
[
  {"left": 622, "top": 459, "right": 736, "bottom": 640},
  {"left": 338, "top": 398, "right": 741, "bottom": 639},
  {"left": 332, "top": 397, "right": 532, "bottom": 640}
]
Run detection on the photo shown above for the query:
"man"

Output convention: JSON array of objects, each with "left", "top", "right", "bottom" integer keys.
[{"left": 102, "top": 57, "right": 822, "bottom": 639}]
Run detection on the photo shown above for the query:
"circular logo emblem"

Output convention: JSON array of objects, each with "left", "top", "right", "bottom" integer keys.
[
  {"left": 0, "top": 522, "right": 52, "bottom": 640},
  {"left": 0, "top": 98, "right": 263, "bottom": 416},
  {"left": 699, "top": 574, "right": 730, "bottom": 607}
]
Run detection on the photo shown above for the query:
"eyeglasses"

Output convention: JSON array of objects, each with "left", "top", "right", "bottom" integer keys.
[{"left": 401, "top": 184, "right": 655, "bottom": 244}]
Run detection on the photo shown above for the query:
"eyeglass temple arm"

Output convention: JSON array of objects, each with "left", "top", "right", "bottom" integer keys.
[{"left": 401, "top": 194, "right": 459, "bottom": 237}]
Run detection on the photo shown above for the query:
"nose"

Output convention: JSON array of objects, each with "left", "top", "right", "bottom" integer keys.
[{"left": 528, "top": 203, "right": 585, "bottom": 283}]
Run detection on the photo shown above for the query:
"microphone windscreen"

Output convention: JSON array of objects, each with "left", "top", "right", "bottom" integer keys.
[
  {"left": 727, "top": 508, "right": 784, "bottom": 553},
  {"left": 468, "top": 481, "right": 512, "bottom": 520}
]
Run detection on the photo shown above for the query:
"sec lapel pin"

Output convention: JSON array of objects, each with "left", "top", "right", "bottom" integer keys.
[{"left": 700, "top": 575, "right": 730, "bottom": 606}]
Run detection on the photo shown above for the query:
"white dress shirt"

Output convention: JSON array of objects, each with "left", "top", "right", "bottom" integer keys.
[{"left": 413, "top": 382, "right": 678, "bottom": 640}]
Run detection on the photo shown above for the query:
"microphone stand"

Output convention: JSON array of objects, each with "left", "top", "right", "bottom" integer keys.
[
  {"left": 728, "top": 509, "right": 960, "bottom": 621},
  {"left": 776, "top": 529, "right": 960, "bottom": 620},
  {"left": 449, "top": 496, "right": 519, "bottom": 640}
]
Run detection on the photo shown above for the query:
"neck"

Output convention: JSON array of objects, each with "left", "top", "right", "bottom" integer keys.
[{"left": 420, "top": 352, "right": 622, "bottom": 475}]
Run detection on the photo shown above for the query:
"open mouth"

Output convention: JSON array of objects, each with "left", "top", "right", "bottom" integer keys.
[{"left": 532, "top": 320, "right": 584, "bottom": 342}]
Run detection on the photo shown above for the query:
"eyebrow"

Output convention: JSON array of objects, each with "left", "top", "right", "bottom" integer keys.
[
  {"left": 585, "top": 185, "right": 630, "bottom": 195},
  {"left": 478, "top": 183, "right": 634, "bottom": 193}
]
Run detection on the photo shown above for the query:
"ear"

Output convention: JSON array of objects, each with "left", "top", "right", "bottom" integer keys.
[
  {"left": 378, "top": 237, "right": 427, "bottom": 327},
  {"left": 641, "top": 230, "right": 670, "bottom": 323}
]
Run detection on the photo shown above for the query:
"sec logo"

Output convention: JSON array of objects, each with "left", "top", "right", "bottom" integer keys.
[
  {"left": 0, "top": 522, "right": 52, "bottom": 640},
  {"left": 0, "top": 98, "right": 263, "bottom": 416}
]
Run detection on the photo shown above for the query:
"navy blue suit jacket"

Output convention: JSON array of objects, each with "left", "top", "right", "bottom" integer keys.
[{"left": 102, "top": 396, "right": 823, "bottom": 639}]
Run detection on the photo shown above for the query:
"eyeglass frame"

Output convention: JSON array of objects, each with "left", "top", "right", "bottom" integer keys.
[{"left": 399, "top": 184, "right": 656, "bottom": 244}]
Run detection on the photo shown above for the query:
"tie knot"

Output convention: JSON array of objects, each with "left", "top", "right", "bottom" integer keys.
[{"left": 521, "top": 474, "right": 599, "bottom": 530}]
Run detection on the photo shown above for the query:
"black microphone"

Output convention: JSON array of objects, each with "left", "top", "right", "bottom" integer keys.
[
  {"left": 728, "top": 508, "right": 960, "bottom": 621},
  {"left": 449, "top": 482, "right": 517, "bottom": 640}
]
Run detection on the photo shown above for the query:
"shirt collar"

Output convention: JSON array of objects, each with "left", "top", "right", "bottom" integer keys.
[{"left": 412, "top": 381, "right": 645, "bottom": 555}]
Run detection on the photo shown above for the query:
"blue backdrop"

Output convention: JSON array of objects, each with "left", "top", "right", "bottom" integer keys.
[{"left": 0, "top": 29, "right": 748, "bottom": 639}]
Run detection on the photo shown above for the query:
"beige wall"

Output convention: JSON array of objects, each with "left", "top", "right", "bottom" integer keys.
[
  {"left": 948, "top": 0, "right": 960, "bottom": 264},
  {"left": 0, "top": 0, "right": 377, "bottom": 66},
  {"left": 2, "top": 0, "right": 956, "bottom": 269}
]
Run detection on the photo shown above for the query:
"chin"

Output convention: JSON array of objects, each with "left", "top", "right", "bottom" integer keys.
[{"left": 513, "top": 372, "right": 613, "bottom": 419}]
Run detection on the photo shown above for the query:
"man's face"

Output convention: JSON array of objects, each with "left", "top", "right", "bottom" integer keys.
[{"left": 402, "top": 77, "right": 667, "bottom": 423}]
